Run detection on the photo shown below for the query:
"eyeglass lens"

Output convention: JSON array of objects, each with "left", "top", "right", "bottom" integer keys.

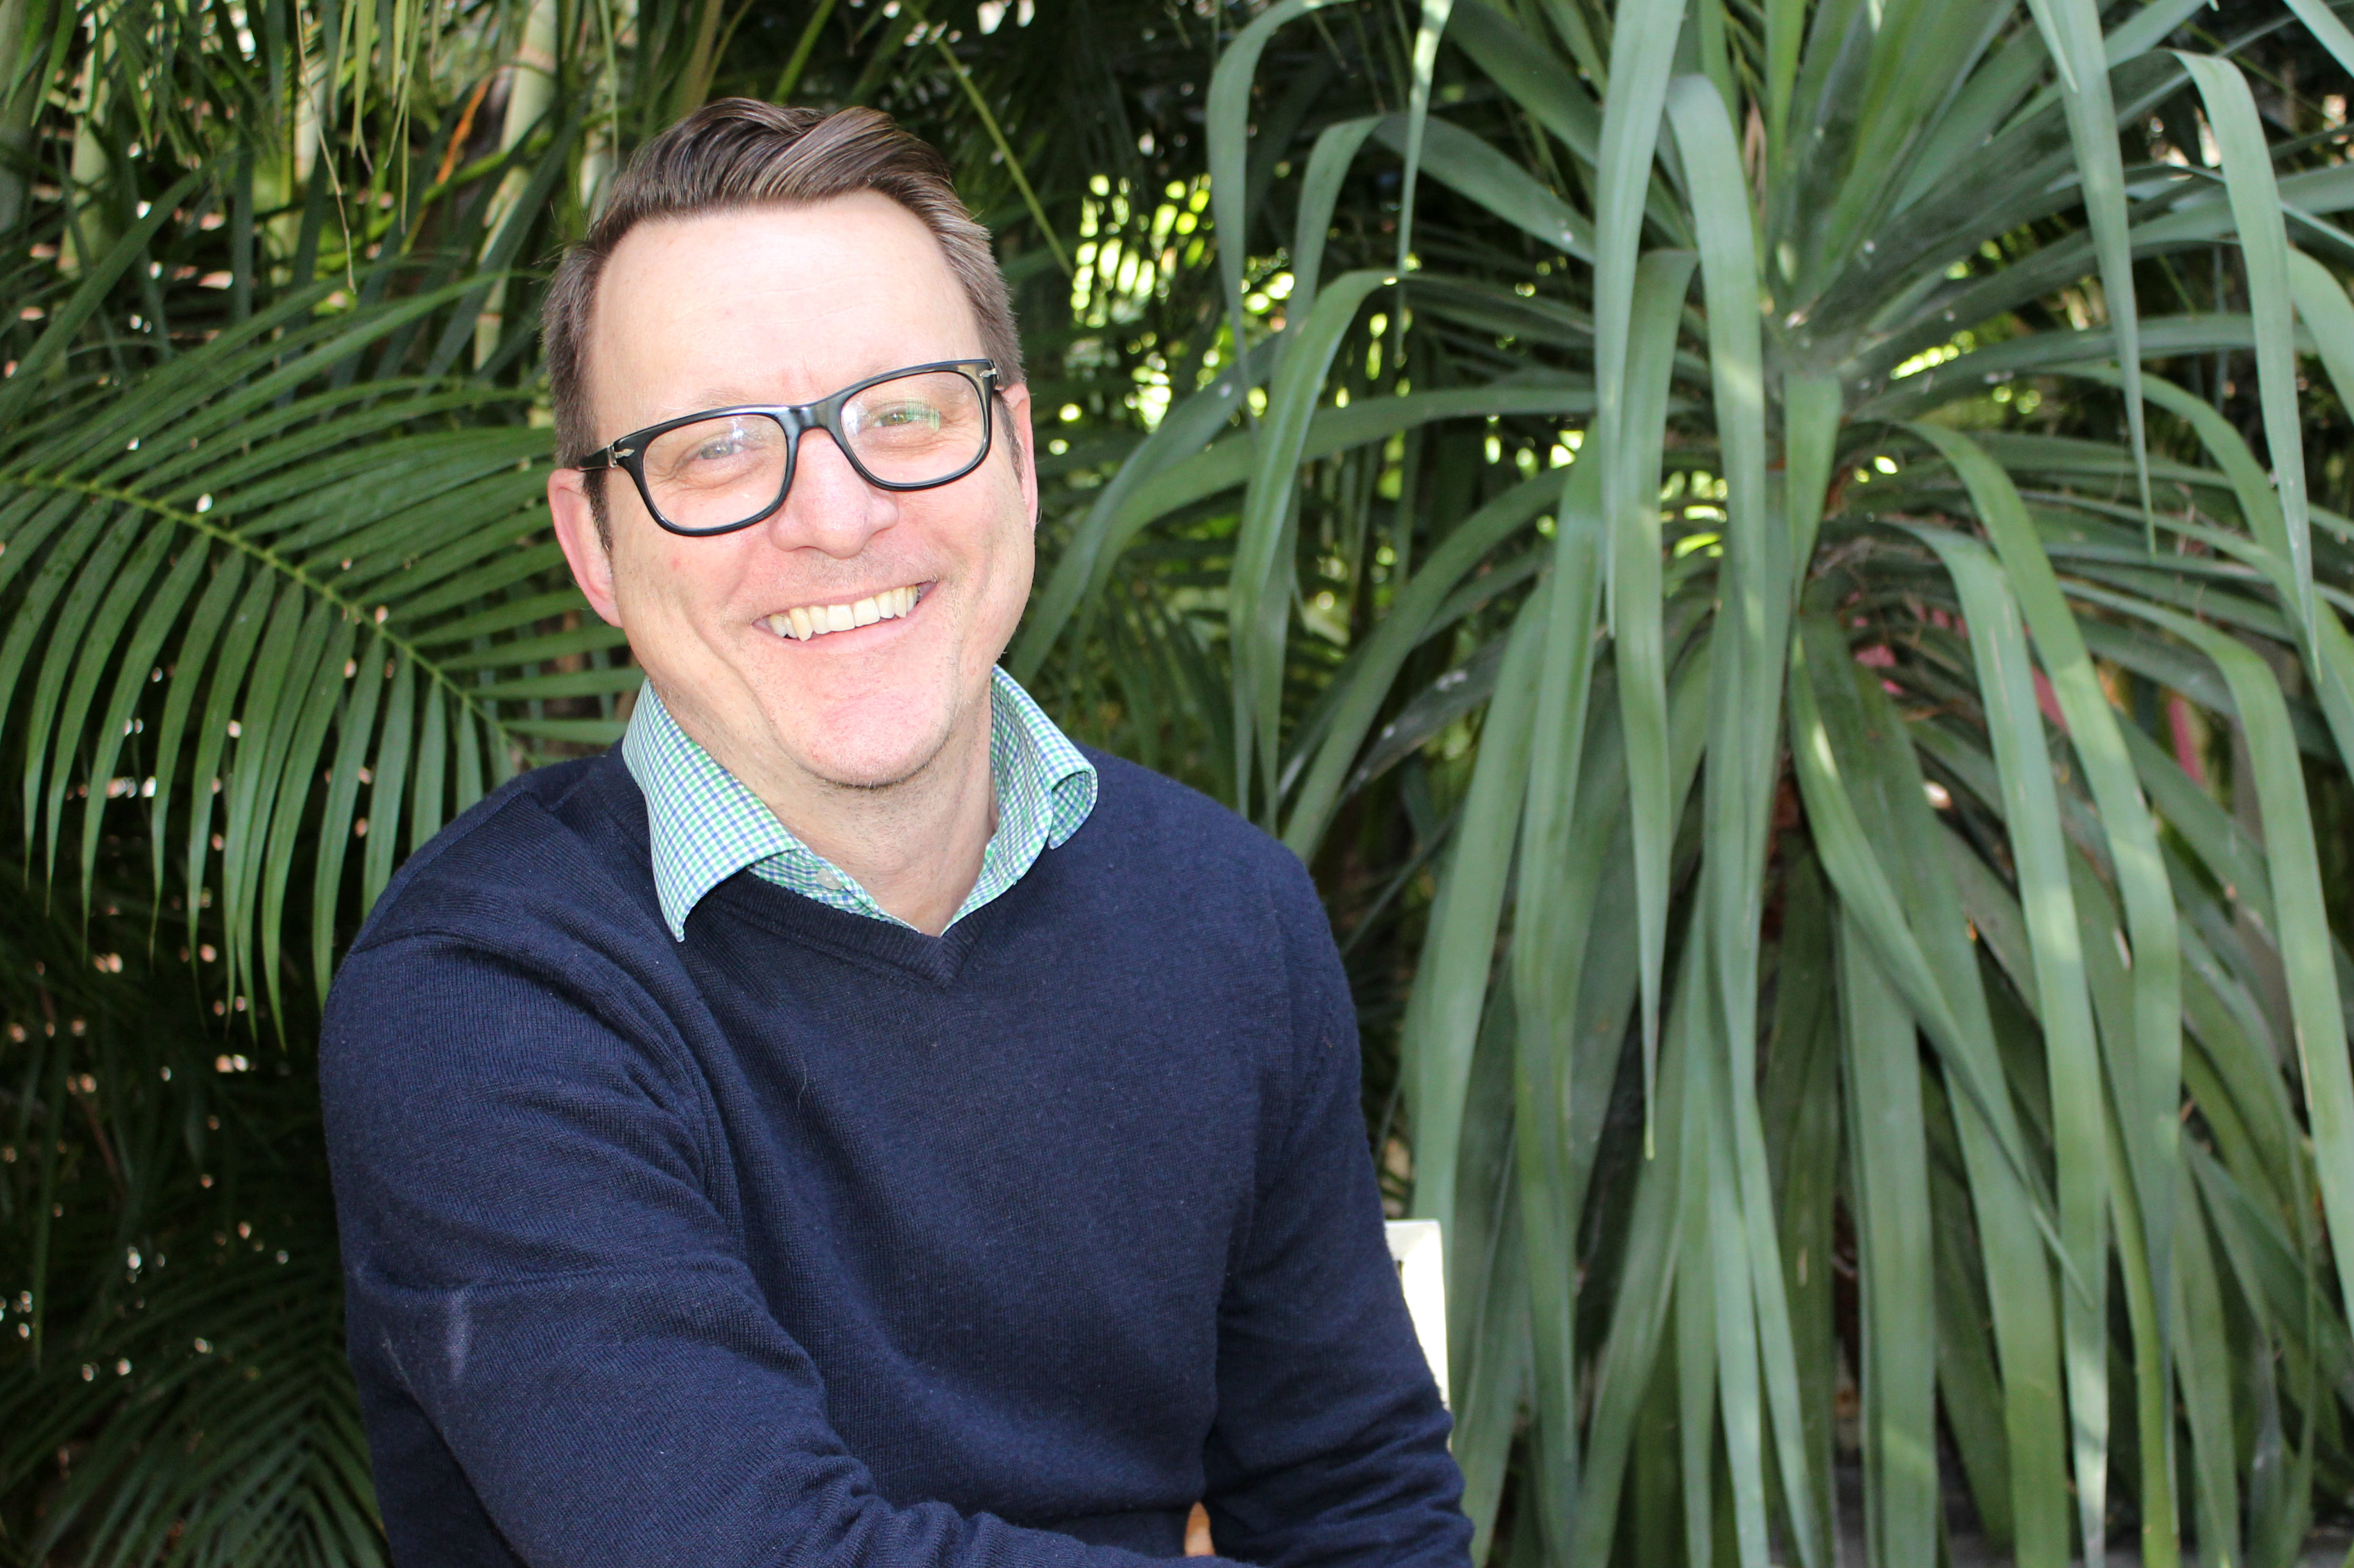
[{"left": 637, "top": 368, "right": 988, "bottom": 533}]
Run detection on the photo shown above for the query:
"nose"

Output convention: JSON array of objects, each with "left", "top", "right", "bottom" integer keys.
[{"left": 760, "top": 427, "right": 897, "bottom": 558}]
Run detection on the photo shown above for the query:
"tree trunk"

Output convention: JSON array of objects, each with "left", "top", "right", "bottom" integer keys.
[
  {"left": 57, "top": 27, "right": 112, "bottom": 274},
  {"left": 474, "top": 0, "right": 560, "bottom": 368},
  {"left": 0, "top": 0, "right": 37, "bottom": 234}
]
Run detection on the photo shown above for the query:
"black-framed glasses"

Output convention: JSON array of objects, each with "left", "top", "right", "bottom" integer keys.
[{"left": 574, "top": 359, "right": 1002, "bottom": 537}]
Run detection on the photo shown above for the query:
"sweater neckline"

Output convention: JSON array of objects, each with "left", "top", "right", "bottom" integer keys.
[{"left": 691, "top": 868, "right": 994, "bottom": 988}]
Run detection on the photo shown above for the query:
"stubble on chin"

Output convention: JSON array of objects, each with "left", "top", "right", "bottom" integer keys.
[{"left": 775, "top": 683, "right": 986, "bottom": 798}]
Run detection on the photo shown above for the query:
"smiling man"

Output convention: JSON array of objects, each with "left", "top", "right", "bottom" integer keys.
[{"left": 320, "top": 101, "right": 1468, "bottom": 1568}]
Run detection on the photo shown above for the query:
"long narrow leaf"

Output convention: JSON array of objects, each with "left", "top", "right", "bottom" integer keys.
[
  {"left": 2174, "top": 51, "right": 2311, "bottom": 624},
  {"left": 1904, "top": 521, "right": 2108, "bottom": 1558},
  {"left": 1402, "top": 589, "right": 1548, "bottom": 1241}
]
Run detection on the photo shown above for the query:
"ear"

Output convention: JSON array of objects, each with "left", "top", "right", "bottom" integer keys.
[
  {"left": 549, "top": 467, "right": 624, "bottom": 628},
  {"left": 999, "top": 382, "right": 1039, "bottom": 530}
]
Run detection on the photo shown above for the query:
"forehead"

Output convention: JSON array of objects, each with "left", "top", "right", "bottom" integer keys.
[{"left": 585, "top": 193, "right": 983, "bottom": 419}]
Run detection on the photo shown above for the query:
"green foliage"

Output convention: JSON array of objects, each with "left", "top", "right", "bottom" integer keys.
[
  {"left": 1075, "top": 1, "right": 2354, "bottom": 1561},
  {"left": 13, "top": 0, "right": 2354, "bottom": 1562},
  {"left": 0, "top": 878, "right": 370, "bottom": 1567}
]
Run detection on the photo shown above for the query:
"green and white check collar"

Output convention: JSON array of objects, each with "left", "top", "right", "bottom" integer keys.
[{"left": 622, "top": 666, "right": 1097, "bottom": 940}]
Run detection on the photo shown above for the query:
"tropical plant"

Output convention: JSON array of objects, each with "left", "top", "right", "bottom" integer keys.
[
  {"left": 1012, "top": 0, "right": 2354, "bottom": 1562},
  {"left": 15, "top": 0, "right": 2354, "bottom": 1565},
  {"left": 0, "top": 872, "right": 371, "bottom": 1567}
]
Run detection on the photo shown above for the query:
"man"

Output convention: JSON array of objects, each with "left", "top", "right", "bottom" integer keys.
[{"left": 321, "top": 98, "right": 1468, "bottom": 1568}]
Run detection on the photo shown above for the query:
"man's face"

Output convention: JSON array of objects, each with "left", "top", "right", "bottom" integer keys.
[{"left": 549, "top": 194, "right": 1037, "bottom": 797}]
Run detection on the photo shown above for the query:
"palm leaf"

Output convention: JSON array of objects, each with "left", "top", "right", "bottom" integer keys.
[{"left": 0, "top": 287, "right": 618, "bottom": 1013}]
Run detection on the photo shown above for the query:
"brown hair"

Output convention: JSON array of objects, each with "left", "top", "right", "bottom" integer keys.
[{"left": 542, "top": 99, "right": 1024, "bottom": 538}]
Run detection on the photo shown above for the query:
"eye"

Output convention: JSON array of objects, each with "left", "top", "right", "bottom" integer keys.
[{"left": 866, "top": 399, "right": 944, "bottom": 431}]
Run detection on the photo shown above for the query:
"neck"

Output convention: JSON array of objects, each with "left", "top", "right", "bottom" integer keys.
[{"left": 669, "top": 687, "right": 998, "bottom": 937}]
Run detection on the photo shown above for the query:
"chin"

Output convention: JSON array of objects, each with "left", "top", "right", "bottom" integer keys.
[
  {"left": 790, "top": 723, "right": 956, "bottom": 793},
  {"left": 807, "top": 757, "right": 930, "bottom": 793}
]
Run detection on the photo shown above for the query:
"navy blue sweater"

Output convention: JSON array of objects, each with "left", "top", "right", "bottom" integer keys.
[{"left": 320, "top": 746, "right": 1468, "bottom": 1568}]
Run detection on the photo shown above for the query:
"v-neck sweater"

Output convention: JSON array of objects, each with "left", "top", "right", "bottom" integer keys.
[{"left": 320, "top": 746, "right": 1468, "bottom": 1568}]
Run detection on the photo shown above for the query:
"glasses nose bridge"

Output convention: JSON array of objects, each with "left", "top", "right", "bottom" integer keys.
[
  {"left": 776, "top": 401, "right": 859, "bottom": 472},
  {"left": 769, "top": 403, "right": 877, "bottom": 514}
]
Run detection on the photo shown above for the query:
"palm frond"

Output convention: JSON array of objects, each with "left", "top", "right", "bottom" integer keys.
[{"left": 0, "top": 284, "right": 625, "bottom": 1017}]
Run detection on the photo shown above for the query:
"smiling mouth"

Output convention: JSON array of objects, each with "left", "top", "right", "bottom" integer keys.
[{"left": 766, "top": 583, "right": 925, "bottom": 642}]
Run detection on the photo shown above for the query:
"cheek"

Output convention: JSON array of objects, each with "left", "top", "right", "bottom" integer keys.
[
  {"left": 998, "top": 524, "right": 1036, "bottom": 601},
  {"left": 609, "top": 540, "right": 727, "bottom": 638},
  {"left": 958, "top": 501, "right": 1030, "bottom": 612},
  {"left": 972, "top": 518, "right": 1033, "bottom": 646},
  {"left": 985, "top": 467, "right": 1036, "bottom": 566}
]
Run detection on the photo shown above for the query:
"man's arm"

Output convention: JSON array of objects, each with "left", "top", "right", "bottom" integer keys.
[
  {"left": 1196, "top": 861, "right": 1472, "bottom": 1568},
  {"left": 324, "top": 931, "right": 1222, "bottom": 1568}
]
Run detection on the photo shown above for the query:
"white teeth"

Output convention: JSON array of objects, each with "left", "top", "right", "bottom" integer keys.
[{"left": 769, "top": 584, "right": 924, "bottom": 641}]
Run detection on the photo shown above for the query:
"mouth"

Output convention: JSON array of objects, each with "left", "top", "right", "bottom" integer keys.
[{"left": 766, "top": 583, "right": 927, "bottom": 642}]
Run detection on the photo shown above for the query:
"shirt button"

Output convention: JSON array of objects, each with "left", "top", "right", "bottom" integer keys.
[{"left": 814, "top": 868, "right": 844, "bottom": 891}]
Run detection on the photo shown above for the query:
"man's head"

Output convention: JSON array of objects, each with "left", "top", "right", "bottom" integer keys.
[{"left": 544, "top": 101, "right": 1036, "bottom": 801}]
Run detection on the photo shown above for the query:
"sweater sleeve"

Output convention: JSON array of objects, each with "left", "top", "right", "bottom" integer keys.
[
  {"left": 1195, "top": 861, "right": 1472, "bottom": 1568},
  {"left": 323, "top": 931, "right": 1212, "bottom": 1568}
]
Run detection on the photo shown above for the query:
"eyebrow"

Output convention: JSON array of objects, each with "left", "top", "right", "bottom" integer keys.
[
  {"left": 673, "top": 388, "right": 785, "bottom": 412},
  {"left": 655, "top": 361, "right": 960, "bottom": 418},
  {"left": 628, "top": 393, "right": 780, "bottom": 426}
]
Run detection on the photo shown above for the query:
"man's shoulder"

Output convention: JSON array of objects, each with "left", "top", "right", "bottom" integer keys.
[
  {"left": 348, "top": 748, "right": 662, "bottom": 959},
  {"left": 1074, "top": 748, "right": 1290, "bottom": 866},
  {"left": 1063, "top": 747, "right": 1323, "bottom": 922}
]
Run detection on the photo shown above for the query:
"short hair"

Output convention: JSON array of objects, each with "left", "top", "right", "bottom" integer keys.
[{"left": 541, "top": 99, "right": 1026, "bottom": 540}]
